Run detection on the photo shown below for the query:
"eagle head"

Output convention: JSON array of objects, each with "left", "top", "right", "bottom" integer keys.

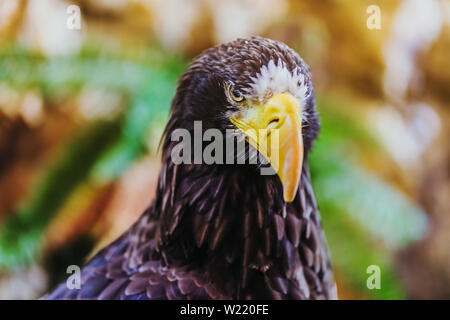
[{"left": 162, "top": 36, "right": 319, "bottom": 202}]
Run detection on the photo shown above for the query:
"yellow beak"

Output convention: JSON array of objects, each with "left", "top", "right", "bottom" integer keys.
[{"left": 230, "top": 93, "right": 303, "bottom": 202}]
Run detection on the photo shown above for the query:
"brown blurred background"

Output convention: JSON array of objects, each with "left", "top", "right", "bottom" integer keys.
[{"left": 0, "top": 0, "right": 449, "bottom": 299}]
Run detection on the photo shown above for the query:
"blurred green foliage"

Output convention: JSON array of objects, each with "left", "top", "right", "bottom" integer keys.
[
  {"left": 310, "top": 97, "right": 428, "bottom": 299},
  {"left": 0, "top": 121, "right": 120, "bottom": 268},
  {"left": 0, "top": 44, "right": 185, "bottom": 269}
]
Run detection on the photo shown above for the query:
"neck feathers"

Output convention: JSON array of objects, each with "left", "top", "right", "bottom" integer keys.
[{"left": 138, "top": 155, "right": 335, "bottom": 299}]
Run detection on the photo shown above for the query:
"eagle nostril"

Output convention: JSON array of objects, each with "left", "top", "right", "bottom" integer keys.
[{"left": 266, "top": 117, "right": 280, "bottom": 130}]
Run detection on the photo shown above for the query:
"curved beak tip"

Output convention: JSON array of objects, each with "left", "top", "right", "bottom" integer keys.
[
  {"left": 230, "top": 92, "right": 304, "bottom": 203},
  {"left": 283, "top": 192, "right": 296, "bottom": 203}
]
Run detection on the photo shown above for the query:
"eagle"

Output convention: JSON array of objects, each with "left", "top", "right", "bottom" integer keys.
[{"left": 47, "top": 36, "right": 337, "bottom": 300}]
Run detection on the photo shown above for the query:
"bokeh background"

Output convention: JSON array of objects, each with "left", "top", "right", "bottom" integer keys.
[{"left": 0, "top": 0, "right": 449, "bottom": 299}]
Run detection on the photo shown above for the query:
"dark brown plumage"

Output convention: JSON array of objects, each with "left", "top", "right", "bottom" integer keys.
[{"left": 47, "top": 36, "right": 336, "bottom": 300}]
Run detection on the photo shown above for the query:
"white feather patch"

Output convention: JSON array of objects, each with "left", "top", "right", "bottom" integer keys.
[{"left": 247, "top": 59, "right": 310, "bottom": 106}]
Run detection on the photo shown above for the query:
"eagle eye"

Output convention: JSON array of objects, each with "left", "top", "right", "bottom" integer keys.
[{"left": 225, "top": 81, "right": 245, "bottom": 103}]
